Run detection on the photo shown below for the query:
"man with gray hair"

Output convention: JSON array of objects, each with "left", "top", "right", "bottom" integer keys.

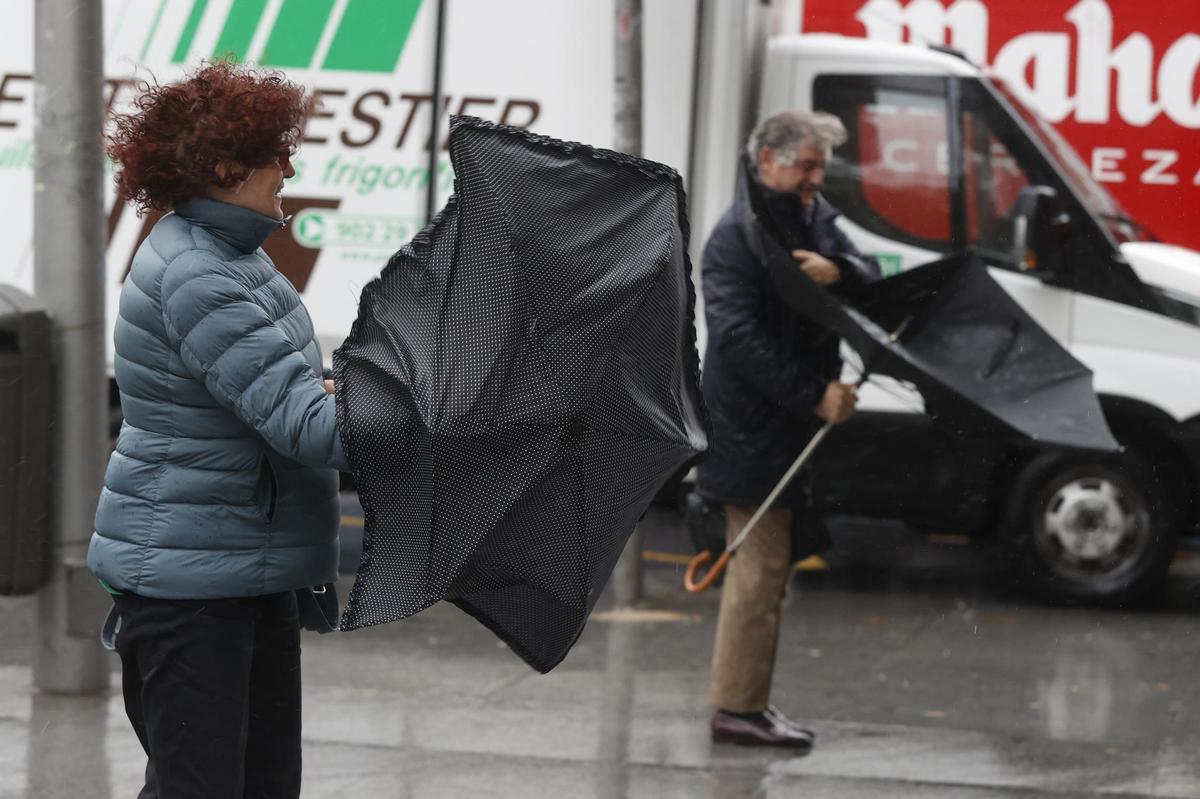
[{"left": 695, "top": 110, "right": 880, "bottom": 749}]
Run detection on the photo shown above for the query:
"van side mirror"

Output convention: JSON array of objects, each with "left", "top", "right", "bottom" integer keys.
[{"left": 1012, "top": 185, "right": 1068, "bottom": 273}]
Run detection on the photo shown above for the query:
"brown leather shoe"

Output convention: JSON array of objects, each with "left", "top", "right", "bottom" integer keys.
[
  {"left": 710, "top": 709, "right": 816, "bottom": 750},
  {"left": 765, "top": 705, "right": 816, "bottom": 738}
]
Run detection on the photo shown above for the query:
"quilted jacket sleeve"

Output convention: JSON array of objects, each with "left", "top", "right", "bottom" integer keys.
[{"left": 162, "top": 252, "right": 348, "bottom": 470}]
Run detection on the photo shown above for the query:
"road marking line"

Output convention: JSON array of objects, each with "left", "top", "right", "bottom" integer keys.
[
  {"left": 795, "top": 555, "right": 830, "bottom": 571},
  {"left": 978, "top": 612, "right": 1017, "bottom": 625},
  {"left": 641, "top": 550, "right": 690, "bottom": 565},
  {"left": 592, "top": 608, "right": 701, "bottom": 624},
  {"left": 927, "top": 533, "right": 971, "bottom": 545}
]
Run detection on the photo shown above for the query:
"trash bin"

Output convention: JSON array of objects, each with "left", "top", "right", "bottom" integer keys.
[{"left": 0, "top": 284, "right": 51, "bottom": 595}]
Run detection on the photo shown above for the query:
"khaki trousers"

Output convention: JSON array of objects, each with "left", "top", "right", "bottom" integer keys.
[{"left": 707, "top": 505, "right": 793, "bottom": 713}]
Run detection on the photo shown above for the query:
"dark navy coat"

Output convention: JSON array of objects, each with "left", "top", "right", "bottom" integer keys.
[{"left": 695, "top": 182, "right": 880, "bottom": 508}]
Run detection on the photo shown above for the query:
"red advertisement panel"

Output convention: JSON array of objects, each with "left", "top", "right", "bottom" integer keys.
[
  {"left": 858, "top": 104, "right": 952, "bottom": 240},
  {"left": 802, "top": 0, "right": 1200, "bottom": 250}
]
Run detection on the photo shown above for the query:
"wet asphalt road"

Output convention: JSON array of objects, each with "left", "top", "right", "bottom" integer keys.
[{"left": 2, "top": 497, "right": 1199, "bottom": 797}]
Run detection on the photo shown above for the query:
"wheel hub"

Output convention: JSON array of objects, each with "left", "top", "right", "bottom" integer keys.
[{"left": 1043, "top": 478, "right": 1135, "bottom": 561}]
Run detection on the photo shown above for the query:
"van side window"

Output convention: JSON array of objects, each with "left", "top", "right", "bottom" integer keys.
[
  {"left": 964, "top": 117, "right": 1029, "bottom": 257},
  {"left": 814, "top": 75, "right": 953, "bottom": 253},
  {"left": 961, "top": 83, "right": 1051, "bottom": 266}
]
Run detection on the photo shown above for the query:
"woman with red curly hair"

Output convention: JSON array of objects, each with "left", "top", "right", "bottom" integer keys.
[{"left": 89, "top": 62, "right": 345, "bottom": 798}]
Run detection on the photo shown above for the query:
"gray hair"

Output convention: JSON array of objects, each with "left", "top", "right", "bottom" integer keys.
[{"left": 750, "top": 111, "right": 847, "bottom": 165}]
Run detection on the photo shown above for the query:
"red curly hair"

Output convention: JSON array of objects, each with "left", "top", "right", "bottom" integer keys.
[{"left": 108, "top": 62, "right": 312, "bottom": 213}]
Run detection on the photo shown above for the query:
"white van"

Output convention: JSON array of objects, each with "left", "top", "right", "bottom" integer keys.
[
  {"left": 2, "top": 1, "right": 1193, "bottom": 603},
  {"left": 762, "top": 35, "right": 1200, "bottom": 603}
]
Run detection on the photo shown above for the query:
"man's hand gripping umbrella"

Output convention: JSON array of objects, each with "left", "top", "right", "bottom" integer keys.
[{"left": 685, "top": 338, "right": 895, "bottom": 592}]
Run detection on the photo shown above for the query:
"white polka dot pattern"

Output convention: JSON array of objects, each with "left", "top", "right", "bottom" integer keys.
[{"left": 332, "top": 115, "right": 709, "bottom": 673}]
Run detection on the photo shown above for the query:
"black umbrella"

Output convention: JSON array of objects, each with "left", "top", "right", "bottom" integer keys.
[
  {"left": 741, "top": 159, "right": 1118, "bottom": 453},
  {"left": 684, "top": 161, "right": 1117, "bottom": 592},
  {"left": 333, "top": 116, "right": 708, "bottom": 672}
]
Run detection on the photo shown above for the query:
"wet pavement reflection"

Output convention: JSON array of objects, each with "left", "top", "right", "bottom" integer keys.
[{"left": 3, "top": 505, "right": 1199, "bottom": 797}]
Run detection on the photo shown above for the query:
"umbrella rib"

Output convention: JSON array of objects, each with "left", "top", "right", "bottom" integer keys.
[
  {"left": 445, "top": 152, "right": 584, "bottom": 428},
  {"left": 841, "top": 360, "right": 927, "bottom": 416},
  {"left": 582, "top": 422, "right": 701, "bottom": 450},
  {"left": 505, "top": 240, "right": 580, "bottom": 419},
  {"left": 485, "top": 145, "right": 698, "bottom": 455},
  {"left": 568, "top": 434, "right": 592, "bottom": 612},
  {"left": 517, "top": 253, "right": 670, "bottom": 431},
  {"left": 574, "top": 224, "right": 682, "bottom": 433}
]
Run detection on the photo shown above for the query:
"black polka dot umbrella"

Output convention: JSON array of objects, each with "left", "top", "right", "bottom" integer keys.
[{"left": 332, "top": 116, "right": 708, "bottom": 672}]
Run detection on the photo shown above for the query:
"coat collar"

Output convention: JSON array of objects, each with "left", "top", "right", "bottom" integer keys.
[
  {"left": 173, "top": 197, "right": 286, "bottom": 253},
  {"left": 739, "top": 161, "right": 838, "bottom": 227},
  {"left": 736, "top": 158, "right": 842, "bottom": 256}
]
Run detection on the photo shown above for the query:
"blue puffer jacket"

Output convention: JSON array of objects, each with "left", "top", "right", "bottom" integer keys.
[{"left": 89, "top": 197, "right": 348, "bottom": 599}]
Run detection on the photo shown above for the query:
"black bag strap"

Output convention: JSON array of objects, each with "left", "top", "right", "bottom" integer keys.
[{"left": 296, "top": 583, "right": 339, "bottom": 634}]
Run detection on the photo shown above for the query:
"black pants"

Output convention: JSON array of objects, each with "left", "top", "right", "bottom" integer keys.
[{"left": 112, "top": 591, "right": 302, "bottom": 799}]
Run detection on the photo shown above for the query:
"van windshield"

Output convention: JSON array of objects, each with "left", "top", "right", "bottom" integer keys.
[{"left": 989, "top": 78, "right": 1150, "bottom": 243}]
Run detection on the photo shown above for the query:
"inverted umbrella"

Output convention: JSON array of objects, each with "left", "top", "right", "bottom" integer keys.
[
  {"left": 333, "top": 116, "right": 708, "bottom": 672},
  {"left": 737, "top": 155, "right": 1117, "bottom": 452},
  {"left": 685, "top": 159, "right": 1117, "bottom": 591}
]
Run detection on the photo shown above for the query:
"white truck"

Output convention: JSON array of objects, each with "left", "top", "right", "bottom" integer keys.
[
  {"left": 764, "top": 35, "right": 1200, "bottom": 604},
  {"left": 1, "top": 0, "right": 1197, "bottom": 603}
]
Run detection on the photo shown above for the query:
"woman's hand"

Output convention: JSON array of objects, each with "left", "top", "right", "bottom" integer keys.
[{"left": 324, "top": 379, "right": 335, "bottom": 394}]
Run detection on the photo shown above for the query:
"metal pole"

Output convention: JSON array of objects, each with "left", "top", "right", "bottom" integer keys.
[
  {"left": 613, "top": 0, "right": 643, "bottom": 157},
  {"left": 27, "top": 694, "right": 111, "bottom": 796},
  {"left": 612, "top": 0, "right": 644, "bottom": 606},
  {"left": 685, "top": 0, "right": 708, "bottom": 196},
  {"left": 594, "top": 620, "right": 637, "bottom": 797},
  {"left": 32, "top": 0, "right": 110, "bottom": 694},
  {"left": 686, "top": 0, "right": 758, "bottom": 267},
  {"left": 425, "top": 0, "right": 449, "bottom": 224}
]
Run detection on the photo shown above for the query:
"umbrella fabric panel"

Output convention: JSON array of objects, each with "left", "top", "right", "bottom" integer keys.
[
  {"left": 449, "top": 440, "right": 589, "bottom": 673},
  {"left": 454, "top": 127, "right": 680, "bottom": 413},
  {"left": 846, "top": 254, "right": 1116, "bottom": 450},
  {"left": 423, "top": 427, "right": 573, "bottom": 596},
  {"left": 341, "top": 424, "right": 569, "bottom": 628},
  {"left": 448, "top": 426, "right": 697, "bottom": 674},
  {"left": 342, "top": 196, "right": 571, "bottom": 437},
  {"left": 577, "top": 429, "right": 699, "bottom": 593},
  {"left": 428, "top": 195, "right": 570, "bottom": 434},
  {"left": 448, "top": 442, "right": 589, "bottom": 613},
  {"left": 856, "top": 254, "right": 1091, "bottom": 401},
  {"left": 334, "top": 116, "right": 708, "bottom": 671},
  {"left": 453, "top": 584, "right": 586, "bottom": 677},
  {"left": 585, "top": 218, "right": 708, "bottom": 450}
]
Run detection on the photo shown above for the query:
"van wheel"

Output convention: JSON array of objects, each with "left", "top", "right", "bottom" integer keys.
[{"left": 1004, "top": 449, "right": 1177, "bottom": 606}]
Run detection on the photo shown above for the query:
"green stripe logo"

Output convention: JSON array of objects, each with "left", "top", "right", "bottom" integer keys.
[{"left": 162, "top": 0, "right": 423, "bottom": 72}]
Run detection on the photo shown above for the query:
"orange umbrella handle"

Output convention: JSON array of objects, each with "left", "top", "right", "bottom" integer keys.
[{"left": 684, "top": 549, "right": 732, "bottom": 593}]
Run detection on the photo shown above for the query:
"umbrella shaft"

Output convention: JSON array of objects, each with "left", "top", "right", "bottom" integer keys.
[{"left": 726, "top": 420, "right": 835, "bottom": 554}]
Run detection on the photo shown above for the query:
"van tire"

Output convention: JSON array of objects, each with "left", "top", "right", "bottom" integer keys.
[{"left": 1003, "top": 448, "right": 1177, "bottom": 606}]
